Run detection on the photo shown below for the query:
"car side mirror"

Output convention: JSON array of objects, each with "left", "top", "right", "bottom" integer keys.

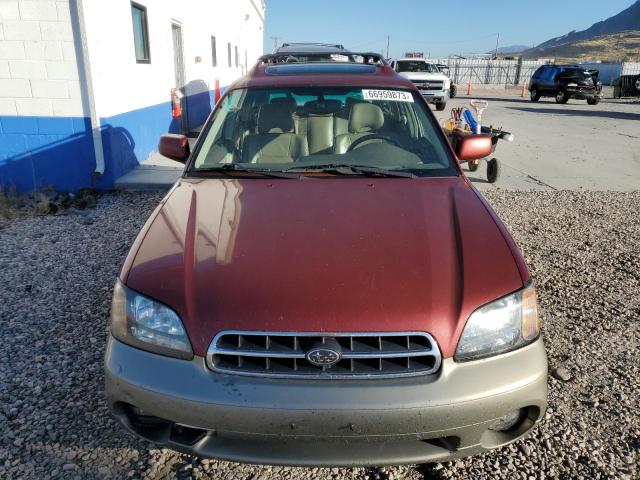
[
  {"left": 455, "top": 134, "right": 493, "bottom": 161},
  {"left": 159, "top": 134, "right": 190, "bottom": 163}
]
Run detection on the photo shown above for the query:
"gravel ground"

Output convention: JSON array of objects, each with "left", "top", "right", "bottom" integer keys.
[{"left": 1, "top": 189, "right": 638, "bottom": 479}]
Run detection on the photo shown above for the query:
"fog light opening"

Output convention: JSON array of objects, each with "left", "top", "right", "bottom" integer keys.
[
  {"left": 119, "top": 403, "right": 172, "bottom": 442},
  {"left": 488, "top": 409, "right": 524, "bottom": 432},
  {"left": 170, "top": 423, "right": 207, "bottom": 446}
]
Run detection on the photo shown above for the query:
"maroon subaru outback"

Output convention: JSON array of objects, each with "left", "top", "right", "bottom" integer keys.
[{"left": 105, "top": 49, "right": 547, "bottom": 466}]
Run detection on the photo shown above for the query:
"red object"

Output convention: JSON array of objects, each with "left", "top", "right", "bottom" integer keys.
[
  {"left": 158, "top": 134, "right": 190, "bottom": 162},
  {"left": 466, "top": 80, "right": 472, "bottom": 96},
  {"left": 122, "top": 177, "right": 528, "bottom": 359},
  {"left": 521, "top": 80, "right": 528, "bottom": 97},
  {"left": 452, "top": 133, "right": 493, "bottom": 161},
  {"left": 171, "top": 88, "right": 182, "bottom": 118},
  {"left": 214, "top": 79, "right": 221, "bottom": 104}
]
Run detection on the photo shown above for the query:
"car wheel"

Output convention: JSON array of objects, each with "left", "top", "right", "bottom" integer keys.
[
  {"left": 587, "top": 97, "right": 600, "bottom": 105},
  {"left": 555, "top": 89, "right": 569, "bottom": 104},
  {"left": 435, "top": 102, "right": 446, "bottom": 111},
  {"left": 450, "top": 84, "right": 457, "bottom": 99},
  {"left": 487, "top": 158, "right": 500, "bottom": 183},
  {"left": 530, "top": 88, "right": 540, "bottom": 102},
  {"left": 468, "top": 160, "right": 480, "bottom": 172}
]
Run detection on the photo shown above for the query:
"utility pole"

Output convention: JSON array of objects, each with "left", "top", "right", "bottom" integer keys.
[
  {"left": 386, "top": 36, "right": 390, "bottom": 59},
  {"left": 494, "top": 32, "right": 500, "bottom": 59},
  {"left": 270, "top": 36, "right": 280, "bottom": 51}
]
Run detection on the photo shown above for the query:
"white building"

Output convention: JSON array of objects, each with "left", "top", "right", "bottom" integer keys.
[{"left": 0, "top": 0, "right": 265, "bottom": 192}]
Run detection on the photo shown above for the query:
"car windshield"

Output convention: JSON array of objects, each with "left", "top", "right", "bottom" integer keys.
[
  {"left": 188, "top": 86, "right": 457, "bottom": 177},
  {"left": 396, "top": 61, "right": 437, "bottom": 73}
]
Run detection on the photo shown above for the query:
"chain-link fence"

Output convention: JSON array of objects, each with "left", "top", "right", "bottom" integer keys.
[
  {"left": 429, "top": 58, "right": 640, "bottom": 91},
  {"left": 428, "top": 58, "right": 546, "bottom": 86}
]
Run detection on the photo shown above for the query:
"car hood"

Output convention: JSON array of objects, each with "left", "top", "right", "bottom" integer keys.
[
  {"left": 397, "top": 72, "right": 447, "bottom": 82},
  {"left": 124, "top": 177, "right": 526, "bottom": 358}
]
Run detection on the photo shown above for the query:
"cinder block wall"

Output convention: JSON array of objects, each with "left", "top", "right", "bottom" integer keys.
[{"left": 0, "top": 0, "right": 94, "bottom": 193}]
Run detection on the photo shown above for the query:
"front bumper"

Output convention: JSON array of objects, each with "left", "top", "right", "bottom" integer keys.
[
  {"left": 105, "top": 336, "right": 547, "bottom": 466},
  {"left": 566, "top": 86, "right": 602, "bottom": 99},
  {"left": 419, "top": 89, "right": 449, "bottom": 103}
]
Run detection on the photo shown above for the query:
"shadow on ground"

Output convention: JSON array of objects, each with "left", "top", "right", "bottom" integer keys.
[{"left": 506, "top": 106, "right": 640, "bottom": 121}]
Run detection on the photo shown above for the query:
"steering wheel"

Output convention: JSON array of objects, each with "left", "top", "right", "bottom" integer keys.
[{"left": 346, "top": 134, "right": 402, "bottom": 153}]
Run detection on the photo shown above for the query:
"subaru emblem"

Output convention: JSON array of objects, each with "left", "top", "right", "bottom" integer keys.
[{"left": 306, "top": 340, "right": 342, "bottom": 367}]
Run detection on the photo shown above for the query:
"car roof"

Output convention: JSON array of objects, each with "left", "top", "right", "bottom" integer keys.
[
  {"left": 231, "top": 52, "right": 416, "bottom": 90},
  {"left": 544, "top": 64, "right": 581, "bottom": 69},
  {"left": 395, "top": 58, "right": 432, "bottom": 62}
]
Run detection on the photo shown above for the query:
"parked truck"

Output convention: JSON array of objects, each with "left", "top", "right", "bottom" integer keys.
[{"left": 390, "top": 58, "right": 451, "bottom": 110}]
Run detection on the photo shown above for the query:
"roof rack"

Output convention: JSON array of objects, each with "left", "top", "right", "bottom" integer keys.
[
  {"left": 258, "top": 51, "right": 387, "bottom": 66},
  {"left": 280, "top": 42, "right": 346, "bottom": 49}
]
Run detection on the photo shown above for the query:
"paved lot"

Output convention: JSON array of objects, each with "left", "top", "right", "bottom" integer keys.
[{"left": 432, "top": 93, "right": 640, "bottom": 191}]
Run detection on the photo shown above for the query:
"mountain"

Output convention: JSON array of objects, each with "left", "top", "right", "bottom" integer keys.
[
  {"left": 534, "top": 0, "right": 640, "bottom": 50},
  {"left": 522, "top": 30, "right": 640, "bottom": 62},
  {"left": 520, "top": 1, "right": 640, "bottom": 61}
]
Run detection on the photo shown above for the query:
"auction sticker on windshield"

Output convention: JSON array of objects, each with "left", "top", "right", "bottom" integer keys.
[{"left": 362, "top": 89, "right": 414, "bottom": 102}]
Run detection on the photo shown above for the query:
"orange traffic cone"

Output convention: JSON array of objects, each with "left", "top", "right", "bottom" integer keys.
[
  {"left": 214, "top": 79, "right": 221, "bottom": 104},
  {"left": 520, "top": 80, "right": 528, "bottom": 97},
  {"left": 466, "top": 80, "right": 472, "bottom": 96}
]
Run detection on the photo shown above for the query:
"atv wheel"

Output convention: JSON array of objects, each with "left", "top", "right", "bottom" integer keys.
[
  {"left": 468, "top": 160, "right": 480, "bottom": 172},
  {"left": 487, "top": 158, "right": 501, "bottom": 183},
  {"left": 435, "top": 102, "right": 446, "bottom": 111},
  {"left": 587, "top": 97, "right": 600, "bottom": 105},
  {"left": 530, "top": 88, "right": 540, "bottom": 102},
  {"left": 555, "top": 89, "right": 569, "bottom": 104}
]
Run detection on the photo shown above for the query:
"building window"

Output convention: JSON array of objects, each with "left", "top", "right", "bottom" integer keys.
[
  {"left": 227, "top": 42, "right": 232, "bottom": 67},
  {"left": 131, "top": 2, "right": 150, "bottom": 63},
  {"left": 211, "top": 36, "right": 217, "bottom": 67}
]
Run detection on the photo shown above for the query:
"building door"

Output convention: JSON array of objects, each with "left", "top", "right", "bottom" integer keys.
[{"left": 171, "top": 23, "right": 187, "bottom": 130}]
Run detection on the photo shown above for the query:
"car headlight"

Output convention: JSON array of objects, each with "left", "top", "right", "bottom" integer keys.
[
  {"left": 567, "top": 83, "right": 578, "bottom": 87},
  {"left": 455, "top": 284, "right": 540, "bottom": 361},
  {"left": 444, "top": 78, "right": 451, "bottom": 90},
  {"left": 110, "top": 280, "right": 193, "bottom": 359}
]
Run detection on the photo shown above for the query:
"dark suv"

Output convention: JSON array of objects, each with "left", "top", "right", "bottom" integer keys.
[{"left": 529, "top": 65, "right": 602, "bottom": 105}]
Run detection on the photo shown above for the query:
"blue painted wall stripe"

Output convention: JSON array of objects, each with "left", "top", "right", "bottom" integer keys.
[{"left": 0, "top": 87, "right": 224, "bottom": 194}]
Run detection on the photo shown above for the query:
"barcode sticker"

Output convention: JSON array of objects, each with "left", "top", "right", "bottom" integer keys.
[{"left": 362, "top": 89, "right": 414, "bottom": 102}]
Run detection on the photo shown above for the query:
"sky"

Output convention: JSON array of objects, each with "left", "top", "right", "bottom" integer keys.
[{"left": 264, "top": 0, "right": 635, "bottom": 58}]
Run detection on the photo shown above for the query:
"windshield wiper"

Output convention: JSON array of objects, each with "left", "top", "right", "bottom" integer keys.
[
  {"left": 189, "top": 164, "right": 301, "bottom": 179},
  {"left": 284, "top": 164, "right": 418, "bottom": 178}
]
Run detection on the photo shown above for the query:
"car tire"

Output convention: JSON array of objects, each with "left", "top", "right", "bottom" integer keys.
[
  {"left": 555, "top": 89, "right": 569, "bottom": 104},
  {"left": 450, "top": 84, "right": 457, "bottom": 99},
  {"left": 468, "top": 160, "right": 480, "bottom": 172},
  {"left": 435, "top": 102, "right": 446, "bottom": 111},
  {"left": 587, "top": 97, "right": 600, "bottom": 105},
  {"left": 487, "top": 158, "right": 500, "bottom": 183},
  {"left": 530, "top": 88, "right": 540, "bottom": 102}
]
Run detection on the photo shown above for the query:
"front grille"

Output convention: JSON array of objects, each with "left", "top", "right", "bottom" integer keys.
[
  {"left": 411, "top": 79, "right": 443, "bottom": 91},
  {"left": 206, "top": 331, "right": 441, "bottom": 378}
]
